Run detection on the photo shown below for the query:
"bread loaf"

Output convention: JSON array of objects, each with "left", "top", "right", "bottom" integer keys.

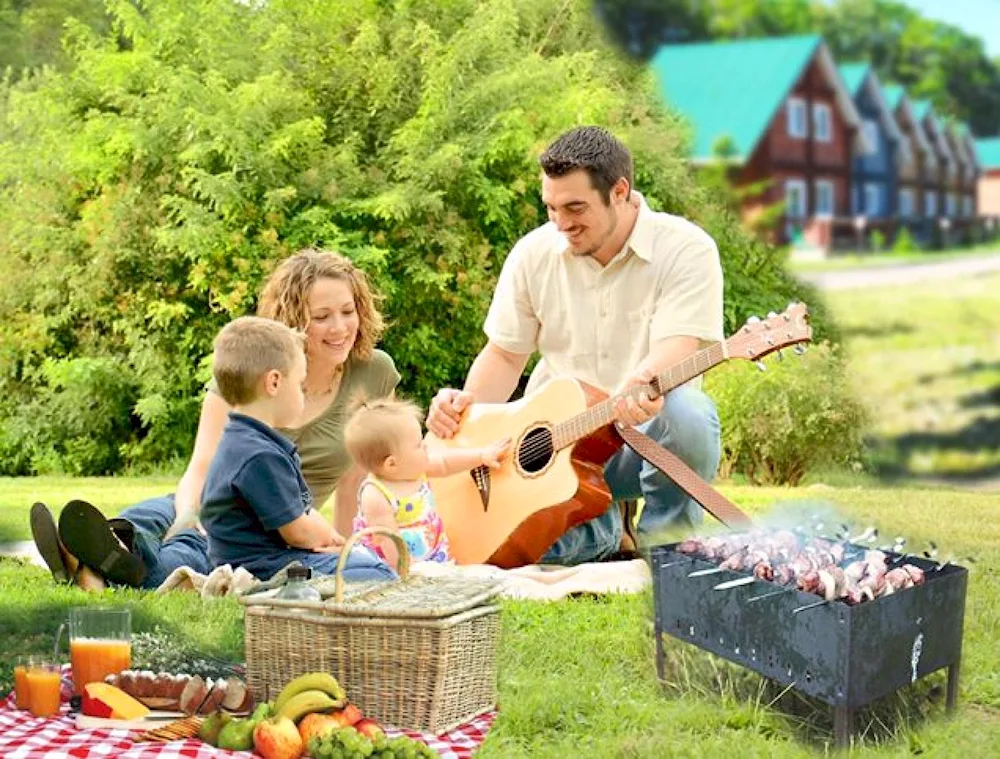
[{"left": 105, "top": 669, "right": 252, "bottom": 714}]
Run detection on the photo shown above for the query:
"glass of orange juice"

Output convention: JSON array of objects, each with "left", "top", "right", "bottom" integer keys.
[
  {"left": 55, "top": 607, "right": 131, "bottom": 695},
  {"left": 26, "top": 660, "right": 62, "bottom": 718},
  {"left": 14, "top": 655, "right": 34, "bottom": 710}
]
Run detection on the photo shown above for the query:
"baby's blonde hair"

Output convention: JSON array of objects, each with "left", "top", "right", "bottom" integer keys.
[
  {"left": 344, "top": 397, "right": 423, "bottom": 472},
  {"left": 212, "top": 316, "right": 305, "bottom": 406}
]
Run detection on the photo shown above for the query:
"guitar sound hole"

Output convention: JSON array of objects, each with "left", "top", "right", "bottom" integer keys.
[{"left": 518, "top": 426, "right": 554, "bottom": 474}]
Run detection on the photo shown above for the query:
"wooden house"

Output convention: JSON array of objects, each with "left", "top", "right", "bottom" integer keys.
[
  {"left": 651, "top": 35, "right": 870, "bottom": 250},
  {"left": 882, "top": 84, "right": 933, "bottom": 236}
]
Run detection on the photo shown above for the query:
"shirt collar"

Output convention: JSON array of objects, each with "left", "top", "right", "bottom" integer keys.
[{"left": 228, "top": 412, "right": 297, "bottom": 455}]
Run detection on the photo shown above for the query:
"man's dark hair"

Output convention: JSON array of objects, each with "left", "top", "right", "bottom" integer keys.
[{"left": 539, "top": 126, "right": 634, "bottom": 204}]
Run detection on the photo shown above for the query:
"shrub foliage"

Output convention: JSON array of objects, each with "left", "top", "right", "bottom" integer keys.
[{"left": 0, "top": 0, "right": 832, "bottom": 475}]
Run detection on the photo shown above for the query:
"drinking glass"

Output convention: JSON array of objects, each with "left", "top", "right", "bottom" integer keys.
[
  {"left": 13, "top": 655, "right": 34, "bottom": 710},
  {"left": 26, "top": 660, "right": 62, "bottom": 718},
  {"left": 55, "top": 607, "right": 132, "bottom": 695}
]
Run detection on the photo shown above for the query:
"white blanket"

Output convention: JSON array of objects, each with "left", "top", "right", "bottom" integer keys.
[{"left": 156, "top": 559, "right": 650, "bottom": 601}]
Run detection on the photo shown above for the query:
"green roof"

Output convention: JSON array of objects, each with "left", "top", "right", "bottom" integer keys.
[
  {"left": 882, "top": 84, "right": 906, "bottom": 111},
  {"left": 912, "top": 99, "right": 934, "bottom": 122},
  {"left": 977, "top": 138, "right": 1000, "bottom": 169},
  {"left": 837, "top": 63, "right": 869, "bottom": 96},
  {"left": 651, "top": 35, "right": 823, "bottom": 162}
]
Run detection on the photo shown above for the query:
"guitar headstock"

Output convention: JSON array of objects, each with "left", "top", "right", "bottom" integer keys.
[{"left": 726, "top": 302, "right": 812, "bottom": 362}]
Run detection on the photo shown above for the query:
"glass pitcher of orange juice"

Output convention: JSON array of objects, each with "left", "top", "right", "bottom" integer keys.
[{"left": 55, "top": 607, "right": 132, "bottom": 695}]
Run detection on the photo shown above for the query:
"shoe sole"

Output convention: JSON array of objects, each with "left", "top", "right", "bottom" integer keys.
[
  {"left": 29, "top": 502, "right": 69, "bottom": 583},
  {"left": 58, "top": 499, "right": 148, "bottom": 587}
]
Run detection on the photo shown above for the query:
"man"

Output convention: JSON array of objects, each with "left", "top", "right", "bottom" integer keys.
[{"left": 427, "top": 126, "right": 723, "bottom": 564}]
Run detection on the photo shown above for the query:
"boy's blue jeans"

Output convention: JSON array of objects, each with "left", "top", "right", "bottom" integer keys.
[
  {"left": 541, "top": 385, "right": 721, "bottom": 566},
  {"left": 117, "top": 495, "right": 394, "bottom": 588}
]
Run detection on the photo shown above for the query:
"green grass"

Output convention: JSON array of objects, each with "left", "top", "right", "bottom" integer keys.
[
  {"left": 787, "top": 244, "right": 1000, "bottom": 274},
  {"left": 2, "top": 478, "right": 998, "bottom": 756},
  {"left": 823, "top": 271, "right": 1000, "bottom": 486}
]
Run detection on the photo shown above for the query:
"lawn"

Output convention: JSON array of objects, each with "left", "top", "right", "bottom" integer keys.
[
  {"left": 823, "top": 271, "right": 1000, "bottom": 485},
  {"left": 2, "top": 479, "right": 998, "bottom": 757}
]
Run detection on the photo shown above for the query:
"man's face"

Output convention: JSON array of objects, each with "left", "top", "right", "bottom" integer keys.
[{"left": 541, "top": 169, "right": 626, "bottom": 258}]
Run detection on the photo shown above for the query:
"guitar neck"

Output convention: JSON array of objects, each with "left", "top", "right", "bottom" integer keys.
[{"left": 552, "top": 342, "right": 727, "bottom": 450}]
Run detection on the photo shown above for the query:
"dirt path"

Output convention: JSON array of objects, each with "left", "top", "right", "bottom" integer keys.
[{"left": 796, "top": 251, "right": 1000, "bottom": 291}]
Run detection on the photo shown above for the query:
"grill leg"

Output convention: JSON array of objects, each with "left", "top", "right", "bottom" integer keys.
[
  {"left": 833, "top": 706, "right": 852, "bottom": 749},
  {"left": 946, "top": 662, "right": 960, "bottom": 711}
]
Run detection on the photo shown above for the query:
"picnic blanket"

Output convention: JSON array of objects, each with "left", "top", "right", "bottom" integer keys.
[
  {"left": 0, "top": 671, "right": 494, "bottom": 759},
  {"left": 157, "top": 558, "right": 651, "bottom": 601}
]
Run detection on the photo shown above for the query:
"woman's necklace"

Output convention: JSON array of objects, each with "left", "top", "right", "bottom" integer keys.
[{"left": 303, "top": 364, "right": 344, "bottom": 400}]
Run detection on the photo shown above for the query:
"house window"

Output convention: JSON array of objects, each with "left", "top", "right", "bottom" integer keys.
[
  {"left": 785, "top": 179, "right": 807, "bottom": 218},
  {"left": 813, "top": 103, "right": 832, "bottom": 143},
  {"left": 963, "top": 196, "right": 974, "bottom": 218},
  {"left": 787, "top": 98, "right": 807, "bottom": 139},
  {"left": 945, "top": 194, "right": 957, "bottom": 217},
  {"left": 815, "top": 180, "right": 835, "bottom": 217},
  {"left": 898, "top": 189, "right": 915, "bottom": 219},
  {"left": 862, "top": 119, "right": 879, "bottom": 155},
  {"left": 925, "top": 191, "right": 937, "bottom": 217},
  {"left": 864, "top": 183, "right": 880, "bottom": 215}
]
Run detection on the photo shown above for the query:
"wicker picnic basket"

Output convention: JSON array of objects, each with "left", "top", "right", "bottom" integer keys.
[{"left": 240, "top": 527, "right": 502, "bottom": 734}]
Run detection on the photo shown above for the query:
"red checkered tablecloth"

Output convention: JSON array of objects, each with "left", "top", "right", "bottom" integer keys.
[{"left": 1, "top": 673, "right": 494, "bottom": 759}]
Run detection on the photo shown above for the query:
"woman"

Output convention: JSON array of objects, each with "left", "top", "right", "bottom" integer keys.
[{"left": 32, "top": 249, "right": 400, "bottom": 589}]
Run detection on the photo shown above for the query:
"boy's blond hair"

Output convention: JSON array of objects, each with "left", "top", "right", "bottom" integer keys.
[
  {"left": 212, "top": 316, "right": 305, "bottom": 406},
  {"left": 344, "top": 397, "right": 423, "bottom": 472}
]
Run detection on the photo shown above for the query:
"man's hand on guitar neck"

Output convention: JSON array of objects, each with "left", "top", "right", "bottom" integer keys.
[
  {"left": 427, "top": 388, "right": 475, "bottom": 438},
  {"left": 612, "top": 367, "right": 665, "bottom": 428}
]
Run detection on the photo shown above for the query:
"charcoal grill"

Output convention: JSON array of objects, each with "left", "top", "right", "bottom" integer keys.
[{"left": 651, "top": 541, "right": 968, "bottom": 747}]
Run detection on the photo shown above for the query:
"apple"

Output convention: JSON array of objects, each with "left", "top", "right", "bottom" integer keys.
[
  {"left": 353, "top": 718, "right": 384, "bottom": 740},
  {"left": 327, "top": 703, "right": 363, "bottom": 728},
  {"left": 253, "top": 715, "right": 304, "bottom": 759},
  {"left": 297, "top": 712, "right": 340, "bottom": 749}
]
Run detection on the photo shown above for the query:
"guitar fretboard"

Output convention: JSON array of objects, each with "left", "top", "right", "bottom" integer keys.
[{"left": 551, "top": 342, "right": 727, "bottom": 451}]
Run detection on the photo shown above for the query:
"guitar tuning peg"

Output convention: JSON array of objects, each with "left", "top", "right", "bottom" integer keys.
[
  {"left": 754, "top": 361, "right": 767, "bottom": 372},
  {"left": 775, "top": 350, "right": 784, "bottom": 361},
  {"left": 746, "top": 316, "right": 761, "bottom": 324},
  {"left": 767, "top": 311, "right": 777, "bottom": 319},
  {"left": 793, "top": 345, "right": 807, "bottom": 355}
]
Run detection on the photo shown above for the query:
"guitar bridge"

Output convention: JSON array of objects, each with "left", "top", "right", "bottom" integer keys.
[{"left": 470, "top": 465, "right": 491, "bottom": 512}]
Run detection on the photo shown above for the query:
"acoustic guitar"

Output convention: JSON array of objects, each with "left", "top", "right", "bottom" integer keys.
[{"left": 426, "top": 303, "right": 813, "bottom": 568}]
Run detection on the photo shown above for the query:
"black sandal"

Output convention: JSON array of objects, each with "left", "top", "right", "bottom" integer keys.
[
  {"left": 58, "top": 499, "right": 148, "bottom": 587},
  {"left": 30, "top": 502, "right": 70, "bottom": 583}
]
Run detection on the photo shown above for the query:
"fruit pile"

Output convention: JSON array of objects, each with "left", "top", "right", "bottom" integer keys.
[
  {"left": 309, "top": 727, "right": 440, "bottom": 759},
  {"left": 198, "top": 671, "right": 440, "bottom": 759}
]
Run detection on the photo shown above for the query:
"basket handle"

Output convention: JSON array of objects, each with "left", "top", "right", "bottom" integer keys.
[{"left": 334, "top": 526, "right": 411, "bottom": 604}]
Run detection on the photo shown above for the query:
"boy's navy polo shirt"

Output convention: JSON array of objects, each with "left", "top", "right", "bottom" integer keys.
[{"left": 200, "top": 412, "right": 315, "bottom": 580}]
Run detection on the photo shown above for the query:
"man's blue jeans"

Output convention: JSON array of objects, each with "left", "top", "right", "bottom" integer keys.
[
  {"left": 118, "top": 495, "right": 395, "bottom": 588},
  {"left": 541, "top": 385, "right": 721, "bottom": 565}
]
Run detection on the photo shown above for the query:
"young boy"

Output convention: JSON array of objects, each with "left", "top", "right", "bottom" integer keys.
[{"left": 200, "top": 316, "right": 394, "bottom": 582}]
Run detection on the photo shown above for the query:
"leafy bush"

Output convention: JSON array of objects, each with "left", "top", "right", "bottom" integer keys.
[
  {"left": 0, "top": 0, "right": 833, "bottom": 473},
  {"left": 870, "top": 229, "right": 886, "bottom": 252},
  {"left": 705, "top": 342, "right": 868, "bottom": 486},
  {"left": 892, "top": 226, "right": 919, "bottom": 254},
  {"left": 3, "top": 358, "right": 138, "bottom": 475}
]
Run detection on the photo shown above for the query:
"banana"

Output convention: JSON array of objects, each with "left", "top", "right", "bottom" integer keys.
[
  {"left": 273, "top": 672, "right": 347, "bottom": 714},
  {"left": 275, "top": 689, "right": 342, "bottom": 723}
]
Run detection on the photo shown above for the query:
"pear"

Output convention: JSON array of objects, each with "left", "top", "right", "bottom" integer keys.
[
  {"left": 198, "top": 710, "right": 233, "bottom": 747},
  {"left": 217, "top": 717, "right": 256, "bottom": 751}
]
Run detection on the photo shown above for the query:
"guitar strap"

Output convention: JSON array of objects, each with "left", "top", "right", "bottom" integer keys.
[{"left": 615, "top": 424, "right": 753, "bottom": 528}]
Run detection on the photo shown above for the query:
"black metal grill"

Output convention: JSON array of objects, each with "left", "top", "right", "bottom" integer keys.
[{"left": 651, "top": 541, "right": 968, "bottom": 747}]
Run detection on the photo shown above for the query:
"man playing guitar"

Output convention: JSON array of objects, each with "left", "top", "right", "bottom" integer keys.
[{"left": 426, "top": 126, "right": 724, "bottom": 565}]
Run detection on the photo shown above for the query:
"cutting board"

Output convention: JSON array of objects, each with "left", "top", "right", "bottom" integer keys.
[{"left": 75, "top": 710, "right": 189, "bottom": 730}]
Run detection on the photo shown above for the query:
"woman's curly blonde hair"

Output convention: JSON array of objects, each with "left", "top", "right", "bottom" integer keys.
[{"left": 257, "top": 249, "right": 385, "bottom": 362}]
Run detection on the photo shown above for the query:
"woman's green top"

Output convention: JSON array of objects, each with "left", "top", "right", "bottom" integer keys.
[{"left": 279, "top": 349, "right": 400, "bottom": 506}]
